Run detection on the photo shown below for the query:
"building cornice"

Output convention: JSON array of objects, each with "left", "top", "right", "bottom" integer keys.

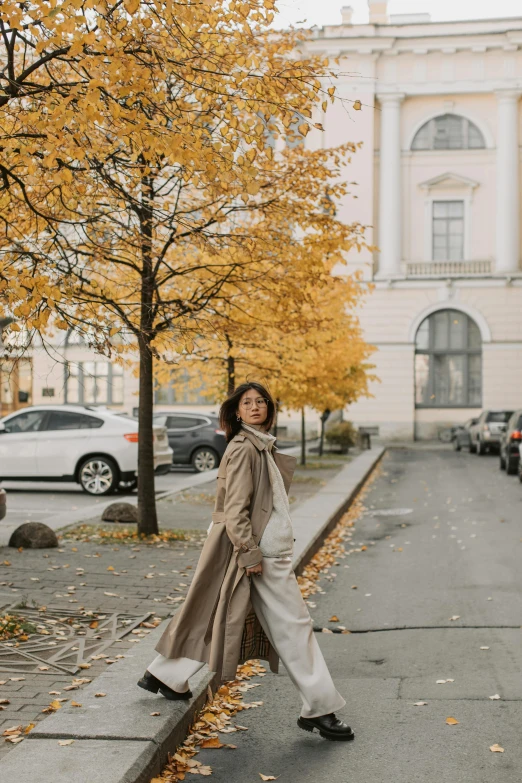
[{"left": 307, "top": 22, "right": 522, "bottom": 57}]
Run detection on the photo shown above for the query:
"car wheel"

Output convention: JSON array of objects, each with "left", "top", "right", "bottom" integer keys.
[
  {"left": 453, "top": 438, "right": 461, "bottom": 451},
  {"left": 499, "top": 452, "right": 506, "bottom": 470},
  {"left": 477, "top": 440, "right": 486, "bottom": 455},
  {"left": 191, "top": 447, "right": 218, "bottom": 472},
  {"left": 79, "top": 456, "right": 119, "bottom": 495},
  {"left": 506, "top": 456, "right": 518, "bottom": 476},
  {"left": 469, "top": 441, "right": 476, "bottom": 454}
]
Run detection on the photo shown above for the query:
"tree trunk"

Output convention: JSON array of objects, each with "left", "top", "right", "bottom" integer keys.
[
  {"left": 319, "top": 416, "right": 325, "bottom": 457},
  {"left": 137, "top": 169, "right": 158, "bottom": 536},
  {"left": 227, "top": 353, "right": 235, "bottom": 394},
  {"left": 273, "top": 399, "right": 280, "bottom": 438},
  {"left": 300, "top": 407, "right": 306, "bottom": 467},
  {"left": 137, "top": 334, "right": 158, "bottom": 535},
  {"left": 226, "top": 334, "right": 235, "bottom": 394},
  {"left": 319, "top": 408, "right": 330, "bottom": 457}
]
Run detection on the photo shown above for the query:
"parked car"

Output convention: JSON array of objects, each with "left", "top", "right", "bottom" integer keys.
[
  {"left": 0, "top": 487, "right": 5, "bottom": 520},
  {"left": 452, "top": 418, "right": 478, "bottom": 451},
  {"left": 499, "top": 409, "right": 522, "bottom": 474},
  {"left": 0, "top": 405, "right": 173, "bottom": 495},
  {"left": 469, "top": 410, "right": 513, "bottom": 455},
  {"left": 153, "top": 411, "right": 226, "bottom": 472}
]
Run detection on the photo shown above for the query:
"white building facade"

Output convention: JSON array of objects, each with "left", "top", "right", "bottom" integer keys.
[{"left": 303, "top": 3, "right": 522, "bottom": 439}]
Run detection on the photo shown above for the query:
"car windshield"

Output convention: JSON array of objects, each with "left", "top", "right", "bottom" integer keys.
[{"left": 487, "top": 411, "right": 513, "bottom": 423}]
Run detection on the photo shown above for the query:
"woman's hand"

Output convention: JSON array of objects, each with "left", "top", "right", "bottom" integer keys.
[{"left": 246, "top": 561, "right": 263, "bottom": 577}]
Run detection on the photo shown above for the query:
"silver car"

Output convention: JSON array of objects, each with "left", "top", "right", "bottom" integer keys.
[{"left": 469, "top": 410, "right": 513, "bottom": 455}]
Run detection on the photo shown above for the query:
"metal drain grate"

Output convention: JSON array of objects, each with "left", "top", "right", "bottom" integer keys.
[{"left": 0, "top": 608, "right": 152, "bottom": 675}]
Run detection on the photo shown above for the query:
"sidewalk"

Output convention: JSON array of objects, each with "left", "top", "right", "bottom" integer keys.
[{"left": 0, "top": 445, "right": 384, "bottom": 781}]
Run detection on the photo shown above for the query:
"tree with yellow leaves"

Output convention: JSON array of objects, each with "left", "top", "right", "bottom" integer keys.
[
  {"left": 0, "top": 0, "right": 366, "bottom": 534},
  {"left": 165, "top": 276, "right": 376, "bottom": 467}
]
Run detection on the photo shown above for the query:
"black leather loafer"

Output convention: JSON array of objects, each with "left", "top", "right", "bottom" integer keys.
[
  {"left": 137, "top": 671, "right": 192, "bottom": 701},
  {"left": 297, "top": 713, "right": 355, "bottom": 741}
]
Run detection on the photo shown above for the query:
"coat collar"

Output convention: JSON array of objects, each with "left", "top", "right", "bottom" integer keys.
[
  {"left": 233, "top": 429, "right": 266, "bottom": 451},
  {"left": 234, "top": 428, "right": 282, "bottom": 453}
]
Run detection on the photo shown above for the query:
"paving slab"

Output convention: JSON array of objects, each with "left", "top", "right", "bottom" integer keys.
[
  {"left": 0, "top": 739, "right": 159, "bottom": 783},
  {"left": 30, "top": 621, "right": 217, "bottom": 751}
]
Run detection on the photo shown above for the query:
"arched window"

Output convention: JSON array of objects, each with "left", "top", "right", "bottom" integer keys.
[
  {"left": 412, "top": 114, "right": 485, "bottom": 150},
  {"left": 415, "top": 310, "right": 482, "bottom": 407}
]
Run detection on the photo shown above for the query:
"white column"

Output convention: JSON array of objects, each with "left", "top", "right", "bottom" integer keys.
[
  {"left": 496, "top": 90, "right": 520, "bottom": 273},
  {"left": 378, "top": 93, "right": 404, "bottom": 276}
]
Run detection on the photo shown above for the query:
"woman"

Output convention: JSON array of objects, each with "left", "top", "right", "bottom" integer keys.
[{"left": 138, "top": 382, "right": 354, "bottom": 741}]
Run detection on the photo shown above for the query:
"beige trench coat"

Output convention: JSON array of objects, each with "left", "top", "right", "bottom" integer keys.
[{"left": 155, "top": 429, "right": 297, "bottom": 681}]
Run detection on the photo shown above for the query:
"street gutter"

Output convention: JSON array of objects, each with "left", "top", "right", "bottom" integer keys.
[{"left": 0, "top": 445, "right": 385, "bottom": 783}]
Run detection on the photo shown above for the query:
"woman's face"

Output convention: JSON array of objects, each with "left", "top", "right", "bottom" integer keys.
[{"left": 237, "top": 388, "right": 268, "bottom": 427}]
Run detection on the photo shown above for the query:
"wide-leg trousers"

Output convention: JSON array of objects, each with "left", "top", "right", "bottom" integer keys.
[{"left": 147, "top": 557, "right": 345, "bottom": 719}]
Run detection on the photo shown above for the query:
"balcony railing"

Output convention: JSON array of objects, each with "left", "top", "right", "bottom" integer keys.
[{"left": 404, "top": 260, "right": 492, "bottom": 277}]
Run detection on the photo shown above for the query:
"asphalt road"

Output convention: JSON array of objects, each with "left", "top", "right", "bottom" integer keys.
[
  {"left": 0, "top": 467, "right": 205, "bottom": 528},
  {"left": 195, "top": 447, "right": 522, "bottom": 783}
]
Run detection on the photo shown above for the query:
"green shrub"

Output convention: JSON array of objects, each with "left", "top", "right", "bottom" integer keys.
[{"left": 324, "top": 421, "right": 358, "bottom": 452}]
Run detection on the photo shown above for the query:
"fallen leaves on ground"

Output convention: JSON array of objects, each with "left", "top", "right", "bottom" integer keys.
[
  {"left": 3, "top": 723, "right": 34, "bottom": 743},
  {"left": 414, "top": 701, "right": 428, "bottom": 706},
  {"left": 489, "top": 694, "right": 501, "bottom": 700},
  {"left": 58, "top": 739, "right": 75, "bottom": 746},
  {"left": 42, "top": 699, "right": 63, "bottom": 714},
  {"left": 328, "top": 615, "right": 339, "bottom": 622},
  {"left": 490, "top": 744, "right": 504, "bottom": 753},
  {"left": 61, "top": 525, "right": 195, "bottom": 545},
  {"left": 297, "top": 468, "right": 379, "bottom": 603},
  {"left": 259, "top": 776, "right": 279, "bottom": 781},
  {"left": 446, "top": 717, "right": 459, "bottom": 725},
  {"left": 151, "top": 660, "right": 265, "bottom": 782},
  {"left": 0, "top": 613, "right": 37, "bottom": 641},
  {"left": 95, "top": 693, "right": 107, "bottom": 698}
]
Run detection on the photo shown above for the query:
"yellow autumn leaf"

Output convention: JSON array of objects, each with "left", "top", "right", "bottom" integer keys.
[
  {"left": 446, "top": 717, "right": 459, "bottom": 725},
  {"left": 353, "top": 99, "right": 362, "bottom": 111},
  {"left": 124, "top": 0, "right": 140, "bottom": 14},
  {"left": 200, "top": 737, "right": 224, "bottom": 748}
]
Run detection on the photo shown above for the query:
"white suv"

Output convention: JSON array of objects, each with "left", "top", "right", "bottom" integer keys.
[{"left": 0, "top": 405, "right": 173, "bottom": 495}]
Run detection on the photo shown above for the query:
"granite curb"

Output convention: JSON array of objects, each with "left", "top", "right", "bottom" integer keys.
[{"left": 0, "top": 445, "right": 385, "bottom": 782}]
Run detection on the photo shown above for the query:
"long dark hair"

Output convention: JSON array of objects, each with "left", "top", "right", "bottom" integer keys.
[{"left": 219, "top": 382, "right": 276, "bottom": 442}]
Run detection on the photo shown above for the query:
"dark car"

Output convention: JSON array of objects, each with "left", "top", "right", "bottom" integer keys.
[
  {"left": 469, "top": 410, "right": 514, "bottom": 455},
  {"left": 499, "top": 409, "right": 522, "bottom": 474},
  {"left": 452, "top": 418, "right": 478, "bottom": 451},
  {"left": 0, "top": 488, "right": 5, "bottom": 521},
  {"left": 153, "top": 412, "right": 227, "bottom": 472}
]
